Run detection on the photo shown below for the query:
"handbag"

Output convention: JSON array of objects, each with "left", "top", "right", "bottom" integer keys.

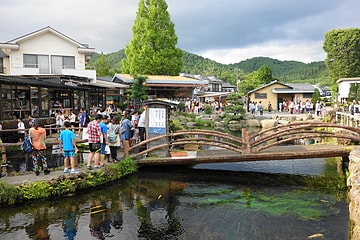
[
  {"left": 92, "top": 142, "right": 101, "bottom": 151},
  {"left": 21, "top": 136, "right": 33, "bottom": 153},
  {"left": 105, "top": 144, "right": 111, "bottom": 154}
]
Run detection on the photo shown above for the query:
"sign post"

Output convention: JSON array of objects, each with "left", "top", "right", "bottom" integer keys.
[{"left": 143, "top": 100, "right": 176, "bottom": 157}]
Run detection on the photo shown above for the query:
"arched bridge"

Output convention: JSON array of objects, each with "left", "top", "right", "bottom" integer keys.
[{"left": 128, "top": 121, "right": 360, "bottom": 166}]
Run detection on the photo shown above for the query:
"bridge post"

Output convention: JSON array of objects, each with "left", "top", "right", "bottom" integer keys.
[
  {"left": 1, "top": 145, "right": 7, "bottom": 176},
  {"left": 242, "top": 128, "right": 252, "bottom": 154}
]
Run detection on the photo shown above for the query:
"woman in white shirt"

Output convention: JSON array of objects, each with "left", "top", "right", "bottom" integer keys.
[{"left": 17, "top": 118, "right": 26, "bottom": 142}]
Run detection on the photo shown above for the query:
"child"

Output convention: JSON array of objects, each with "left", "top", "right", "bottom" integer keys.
[{"left": 59, "top": 121, "right": 79, "bottom": 174}]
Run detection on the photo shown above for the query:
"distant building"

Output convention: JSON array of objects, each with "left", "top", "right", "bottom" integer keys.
[
  {"left": 247, "top": 80, "right": 315, "bottom": 111},
  {"left": 112, "top": 73, "right": 208, "bottom": 100},
  {"left": 337, "top": 77, "right": 360, "bottom": 103},
  {"left": 180, "top": 74, "right": 236, "bottom": 102}
]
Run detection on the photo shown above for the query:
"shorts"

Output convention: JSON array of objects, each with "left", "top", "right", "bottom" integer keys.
[
  {"left": 89, "top": 143, "right": 101, "bottom": 152},
  {"left": 63, "top": 150, "right": 75, "bottom": 158}
]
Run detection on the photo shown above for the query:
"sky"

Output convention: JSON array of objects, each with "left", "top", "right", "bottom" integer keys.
[{"left": 1, "top": 0, "right": 359, "bottom": 64}]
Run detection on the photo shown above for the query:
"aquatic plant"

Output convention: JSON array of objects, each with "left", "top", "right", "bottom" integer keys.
[
  {"left": 20, "top": 181, "right": 52, "bottom": 199},
  {"left": 0, "top": 180, "right": 23, "bottom": 204}
]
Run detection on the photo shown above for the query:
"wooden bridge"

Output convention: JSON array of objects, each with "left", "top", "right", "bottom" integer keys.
[{"left": 128, "top": 120, "right": 360, "bottom": 166}]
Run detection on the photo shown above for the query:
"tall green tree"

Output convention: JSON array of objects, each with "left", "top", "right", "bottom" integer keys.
[
  {"left": 93, "top": 53, "right": 112, "bottom": 76},
  {"left": 323, "top": 28, "right": 360, "bottom": 88},
  {"left": 311, "top": 88, "right": 321, "bottom": 104},
  {"left": 122, "top": 0, "right": 183, "bottom": 76},
  {"left": 257, "top": 64, "right": 273, "bottom": 84},
  {"left": 238, "top": 65, "right": 273, "bottom": 96},
  {"left": 130, "top": 75, "right": 148, "bottom": 109}
]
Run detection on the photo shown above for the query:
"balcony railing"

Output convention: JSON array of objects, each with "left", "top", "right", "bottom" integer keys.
[{"left": 8, "top": 64, "right": 96, "bottom": 80}]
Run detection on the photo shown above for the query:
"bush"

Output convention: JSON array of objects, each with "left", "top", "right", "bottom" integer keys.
[
  {"left": 204, "top": 105, "right": 212, "bottom": 114},
  {"left": 177, "top": 102, "right": 185, "bottom": 112},
  {"left": 0, "top": 180, "right": 23, "bottom": 204}
]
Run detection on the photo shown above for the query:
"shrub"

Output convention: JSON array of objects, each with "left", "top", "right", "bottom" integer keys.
[{"left": 0, "top": 180, "right": 23, "bottom": 204}]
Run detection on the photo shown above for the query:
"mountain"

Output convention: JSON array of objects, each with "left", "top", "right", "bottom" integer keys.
[{"left": 90, "top": 50, "right": 330, "bottom": 86}]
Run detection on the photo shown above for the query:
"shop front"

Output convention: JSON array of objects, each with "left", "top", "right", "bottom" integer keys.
[{"left": 0, "top": 75, "right": 106, "bottom": 121}]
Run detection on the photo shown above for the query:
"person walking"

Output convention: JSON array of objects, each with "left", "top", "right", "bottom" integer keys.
[
  {"left": 137, "top": 107, "right": 147, "bottom": 142},
  {"left": 30, "top": 120, "right": 50, "bottom": 176},
  {"left": 59, "top": 121, "right": 79, "bottom": 174},
  {"left": 69, "top": 110, "right": 77, "bottom": 132},
  {"left": 107, "top": 116, "right": 121, "bottom": 163},
  {"left": 79, "top": 108, "right": 89, "bottom": 132},
  {"left": 17, "top": 118, "right": 26, "bottom": 142},
  {"left": 99, "top": 115, "right": 110, "bottom": 167},
  {"left": 28, "top": 115, "right": 35, "bottom": 127},
  {"left": 120, "top": 111, "right": 133, "bottom": 157},
  {"left": 86, "top": 114, "right": 103, "bottom": 170}
]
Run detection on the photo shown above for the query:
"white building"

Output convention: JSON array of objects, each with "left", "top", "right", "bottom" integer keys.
[
  {"left": 0, "top": 26, "right": 96, "bottom": 81},
  {"left": 337, "top": 77, "right": 360, "bottom": 102}
]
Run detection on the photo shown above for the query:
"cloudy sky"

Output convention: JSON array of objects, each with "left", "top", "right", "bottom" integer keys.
[{"left": 1, "top": 0, "right": 359, "bottom": 64}]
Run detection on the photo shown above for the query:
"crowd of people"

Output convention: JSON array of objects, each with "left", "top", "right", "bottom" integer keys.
[
  {"left": 0, "top": 104, "right": 148, "bottom": 176},
  {"left": 248, "top": 99, "right": 327, "bottom": 117},
  {"left": 81, "top": 106, "right": 147, "bottom": 171}
]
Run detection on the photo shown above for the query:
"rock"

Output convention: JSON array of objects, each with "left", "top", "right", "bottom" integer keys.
[
  {"left": 260, "top": 119, "right": 278, "bottom": 129},
  {"left": 245, "top": 119, "right": 261, "bottom": 128}
]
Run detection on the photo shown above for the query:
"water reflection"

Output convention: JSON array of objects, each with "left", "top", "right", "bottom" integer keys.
[{"left": 0, "top": 161, "right": 349, "bottom": 239}]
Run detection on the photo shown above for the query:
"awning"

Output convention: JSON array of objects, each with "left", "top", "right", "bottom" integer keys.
[{"left": 86, "top": 80, "right": 129, "bottom": 89}]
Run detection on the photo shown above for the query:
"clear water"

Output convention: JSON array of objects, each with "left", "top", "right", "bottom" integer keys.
[{"left": 0, "top": 157, "right": 349, "bottom": 240}]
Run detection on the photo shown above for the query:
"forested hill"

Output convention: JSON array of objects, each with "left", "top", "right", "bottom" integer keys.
[
  {"left": 92, "top": 50, "right": 329, "bottom": 86},
  {"left": 231, "top": 57, "right": 327, "bottom": 82}
]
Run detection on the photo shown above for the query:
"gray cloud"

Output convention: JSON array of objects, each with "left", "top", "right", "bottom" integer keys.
[{"left": 1, "top": 0, "right": 359, "bottom": 64}]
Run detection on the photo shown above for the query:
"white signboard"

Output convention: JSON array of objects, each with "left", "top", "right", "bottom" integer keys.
[{"left": 148, "top": 108, "right": 166, "bottom": 134}]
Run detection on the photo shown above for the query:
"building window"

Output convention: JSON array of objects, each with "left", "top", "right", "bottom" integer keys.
[
  {"left": 24, "top": 54, "right": 38, "bottom": 68},
  {"left": 51, "top": 56, "right": 75, "bottom": 74},
  {"left": 255, "top": 93, "right": 267, "bottom": 99},
  {"left": 211, "top": 84, "right": 221, "bottom": 92},
  {"left": 303, "top": 93, "right": 312, "bottom": 98},
  {"left": 0, "top": 58, "right": 3, "bottom": 73},
  {"left": 24, "top": 54, "right": 50, "bottom": 73},
  {"left": 63, "top": 56, "right": 75, "bottom": 69}
]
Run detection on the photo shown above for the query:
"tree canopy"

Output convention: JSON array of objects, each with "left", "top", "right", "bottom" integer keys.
[
  {"left": 121, "top": 0, "right": 183, "bottom": 76},
  {"left": 323, "top": 28, "right": 360, "bottom": 87},
  {"left": 237, "top": 64, "right": 273, "bottom": 96}
]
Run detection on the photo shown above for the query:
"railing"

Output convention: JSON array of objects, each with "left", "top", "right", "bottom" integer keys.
[
  {"left": 336, "top": 111, "right": 360, "bottom": 127},
  {"left": 0, "top": 125, "right": 85, "bottom": 175},
  {"left": 127, "top": 121, "right": 360, "bottom": 159}
]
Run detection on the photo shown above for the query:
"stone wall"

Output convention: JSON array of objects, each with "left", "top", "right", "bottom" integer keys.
[{"left": 348, "top": 147, "right": 360, "bottom": 239}]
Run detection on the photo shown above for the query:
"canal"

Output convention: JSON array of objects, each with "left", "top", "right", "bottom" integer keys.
[{"left": 0, "top": 156, "right": 349, "bottom": 239}]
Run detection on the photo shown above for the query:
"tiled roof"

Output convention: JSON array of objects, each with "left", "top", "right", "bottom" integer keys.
[{"left": 113, "top": 74, "right": 208, "bottom": 85}]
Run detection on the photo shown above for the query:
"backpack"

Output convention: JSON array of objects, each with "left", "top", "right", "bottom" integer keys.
[
  {"left": 21, "top": 136, "right": 33, "bottom": 153},
  {"left": 108, "top": 124, "right": 117, "bottom": 143}
]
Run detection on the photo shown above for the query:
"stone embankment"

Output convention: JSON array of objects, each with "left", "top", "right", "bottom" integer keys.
[{"left": 347, "top": 147, "right": 360, "bottom": 239}]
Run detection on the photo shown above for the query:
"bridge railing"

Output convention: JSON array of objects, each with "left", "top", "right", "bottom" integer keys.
[
  {"left": 127, "top": 121, "right": 360, "bottom": 158},
  {"left": 127, "top": 129, "right": 246, "bottom": 159},
  {"left": 0, "top": 126, "right": 86, "bottom": 176}
]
